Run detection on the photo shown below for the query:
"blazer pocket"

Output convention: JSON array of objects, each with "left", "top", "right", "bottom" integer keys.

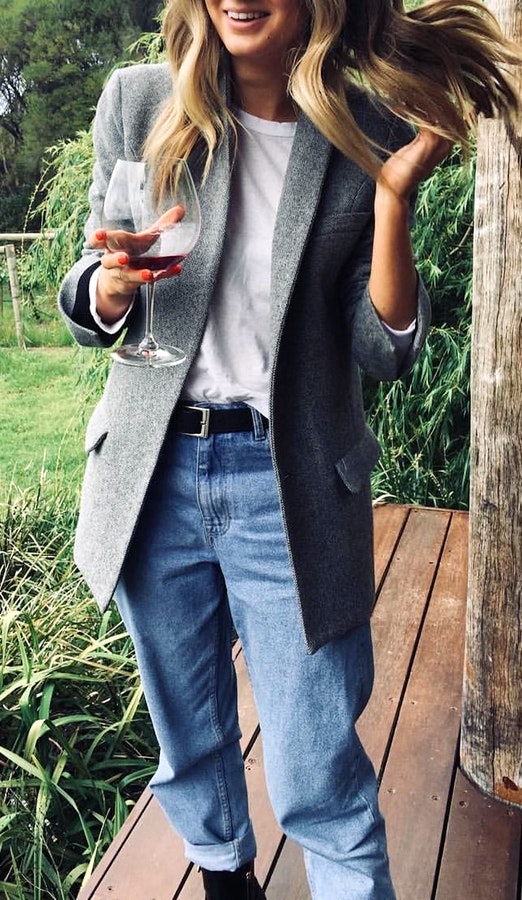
[
  {"left": 84, "top": 400, "right": 109, "bottom": 453},
  {"left": 335, "top": 426, "right": 381, "bottom": 493}
]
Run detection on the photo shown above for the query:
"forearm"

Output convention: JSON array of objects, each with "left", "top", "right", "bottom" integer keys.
[{"left": 368, "top": 186, "right": 418, "bottom": 331}]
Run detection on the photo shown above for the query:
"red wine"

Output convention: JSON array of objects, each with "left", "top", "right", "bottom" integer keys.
[{"left": 128, "top": 254, "right": 186, "bottom": 274}]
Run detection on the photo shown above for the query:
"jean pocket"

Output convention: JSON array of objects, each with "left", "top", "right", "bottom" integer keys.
[{"left": 335, "top": 427, "right": 381, "bottom": 493}]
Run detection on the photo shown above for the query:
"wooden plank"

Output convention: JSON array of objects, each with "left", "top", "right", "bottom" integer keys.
[
  {"left": 86, "top": 795, "right": 185, "bottom": 900},
  {"left": 79, "top": 646, "right": 260, "bottom": 900},
  {"left": 0, "top": 231, "right": 56, "bottom": 241},
  {"left": 358, "top": 506, "right": 451, "bottom": 771},
  {"left": 265, "top": 839, "right": 311, "bottom": 900},
  {"left": 372, "top": 503, "right": 410, "bottom": 592},
  {"left": 435, "top": 769, "right": 522, "bottom": 900},
  {"left": 77, "top": 789, "right": 157, "bottom": 899},
  {"left": 379, "top": 510, "right": 469, "bottom": 898}
]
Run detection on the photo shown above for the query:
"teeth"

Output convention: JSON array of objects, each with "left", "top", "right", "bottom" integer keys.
[{"left": 227, "top": 11, "right": 265, "bottom": 20}]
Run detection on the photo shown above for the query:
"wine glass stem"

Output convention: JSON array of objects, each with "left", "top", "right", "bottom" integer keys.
[{"left": 138, "top": 282, "right": 159, "bottom": 354}]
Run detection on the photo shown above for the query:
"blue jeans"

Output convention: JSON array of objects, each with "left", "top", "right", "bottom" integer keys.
[{"left": 114, "top": 404, "right": 395, "bottom": 899}]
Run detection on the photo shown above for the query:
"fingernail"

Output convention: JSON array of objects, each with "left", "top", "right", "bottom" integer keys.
[
  {"left": 141, "top": 270, "right": 153, "bottom": 282},
  {"left": 95, "top": 229, "right": 105, "bottom": 240},
  {"left": 118, "top": 253, "right": 128, "bottom": 265}
]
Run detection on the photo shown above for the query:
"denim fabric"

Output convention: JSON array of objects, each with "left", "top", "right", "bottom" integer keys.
[{"left": 114, "top": 404, "right": 395, "bottom": 899}]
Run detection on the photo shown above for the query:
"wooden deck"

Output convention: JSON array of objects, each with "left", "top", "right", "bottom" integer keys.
[{"left": 78, "top": 505, "right": 522, "bottom": 900}]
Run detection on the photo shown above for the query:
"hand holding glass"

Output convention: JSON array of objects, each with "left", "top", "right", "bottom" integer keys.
[{"left": 101, "top": 158, "right": 201, "bottom": 367}]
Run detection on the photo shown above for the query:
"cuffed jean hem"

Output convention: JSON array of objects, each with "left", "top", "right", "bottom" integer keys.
[{"left": 183, "top": 826, "right": 257, "bottom": 872}]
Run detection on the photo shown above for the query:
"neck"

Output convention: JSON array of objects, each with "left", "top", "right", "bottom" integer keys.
[{"left": 231, "top": 62, "right": 297, "bottom": 122}]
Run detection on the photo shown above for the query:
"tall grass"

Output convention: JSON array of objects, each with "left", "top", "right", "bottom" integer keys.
[
  {"left": 0, "top": 480, "right": 157, "bottom": 897},
  {"left": 368, "top": 324, "right": 470, "bottom": 507},
  {"left": 1, "top": 114, "right": 151, "bottom": 900}
]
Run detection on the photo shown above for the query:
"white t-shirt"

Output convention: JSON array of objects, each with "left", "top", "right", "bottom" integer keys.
[{"left": 182, "top": 110, "right": 296, "bottom": 417}]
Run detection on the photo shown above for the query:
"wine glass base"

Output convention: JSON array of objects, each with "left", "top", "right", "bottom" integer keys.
[{"left": 111, "top": 343, "right": 186, "bottom": 367}]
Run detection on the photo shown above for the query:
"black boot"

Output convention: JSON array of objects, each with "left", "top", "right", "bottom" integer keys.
[{"left": 201, "top": 861, "right": 266, "bottom": 899}]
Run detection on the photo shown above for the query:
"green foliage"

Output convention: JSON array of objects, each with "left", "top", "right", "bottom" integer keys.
[
  {"left": 128, "top": 28, "right": 167, "bottom": 64},
  {"left": 17, "top": 131, "right": 112, "bottom": 399},
  {"left": 0, "top": 481, "right": 157, "bottom": 897},
  {"left": 0, "top": 0, "right": 164, "bottom": 230},
  {"left": 24, "top": 131, "right": 95, "bottom": 301},
  {"left": 0, "top": 189, "right": 32, "bottom": 233},
  {"left": 0, "top": 130, "right": 96, "bottom": 348},
  {"left": 414, "top": 150, "right": 475, "bottom": 328},
  {"left": 368, "top": 324, "right": 470, "bottom": 508}
]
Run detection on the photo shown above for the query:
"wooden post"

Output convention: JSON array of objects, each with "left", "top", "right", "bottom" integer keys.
[
  {"left": 460, "top": 0, "right": 522, "bottom": 806},
  {"left": 3, "top": 244, "right": 25, "bottom": 349}
]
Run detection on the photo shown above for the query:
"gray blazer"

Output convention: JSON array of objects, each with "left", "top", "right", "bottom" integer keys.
[{"left": 59, "top": 63, "right": 430, "bottom": 652}]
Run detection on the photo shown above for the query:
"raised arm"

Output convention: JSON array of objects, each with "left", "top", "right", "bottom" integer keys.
[{"left": 369, "top": 128, "right": 451, "bottom": 330}]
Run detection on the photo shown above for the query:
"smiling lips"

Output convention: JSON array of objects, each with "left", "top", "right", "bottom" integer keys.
[{"left": 226, "top": 10, "right": 268, "bottom": 20}]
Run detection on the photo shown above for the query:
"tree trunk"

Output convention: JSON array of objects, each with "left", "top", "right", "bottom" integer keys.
[{"left": 460, "top": 0, "right": 522, "bottom": 806}]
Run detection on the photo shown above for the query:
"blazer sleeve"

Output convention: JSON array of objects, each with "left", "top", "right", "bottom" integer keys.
[
  {"left": 57, "top": 67, "right": 141, "bottom": 347},
  {"left": 341, "top": 194, "right": 430, "bottom": 382},
  {"left": 351, "top": 278, "right": 431, "bottom": 382}
]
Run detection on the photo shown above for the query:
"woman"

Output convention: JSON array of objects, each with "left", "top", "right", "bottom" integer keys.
[{"left": 59, "top": 2, "right": 520, "bottom": 898}]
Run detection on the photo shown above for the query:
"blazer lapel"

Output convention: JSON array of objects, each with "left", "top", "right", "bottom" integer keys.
[
  {"left": 158, "top": 71, "right": 233, "bottom": 360},
  {"left": 270, "top": 114, "right": 332, "bottom": 342}
]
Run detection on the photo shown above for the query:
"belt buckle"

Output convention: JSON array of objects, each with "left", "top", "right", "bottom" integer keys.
[{"left": 183, "top": 406, "right": 210, "bottom": 438}]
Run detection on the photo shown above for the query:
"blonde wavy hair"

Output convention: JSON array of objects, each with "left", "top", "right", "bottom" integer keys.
[{"left": 144, "top": 0, "right": 521, "bottom": 189}]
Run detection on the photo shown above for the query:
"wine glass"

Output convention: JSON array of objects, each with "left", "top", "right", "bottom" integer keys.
[{"left": 101, "top": 158, "right": 201, "bottom": 367}]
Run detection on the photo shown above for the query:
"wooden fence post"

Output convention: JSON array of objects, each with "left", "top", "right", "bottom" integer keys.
[
  {"left": 3, "top": 244, "right": 25, "bottom": 349},
  {"left": 460, "top": 0, "right": 522, "bottom": 806}
]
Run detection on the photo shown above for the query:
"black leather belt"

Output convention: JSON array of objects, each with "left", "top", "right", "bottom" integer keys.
[{"left": 172, "top": 404, "right": 268, "bottom": 438}]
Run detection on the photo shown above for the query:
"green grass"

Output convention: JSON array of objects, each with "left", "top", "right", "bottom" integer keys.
[
  {"left": 0, "top": 347, "right": 88, "bottom": 494},
  {"left": 0, "top": 297, "right": 73, "bottom": 349}
]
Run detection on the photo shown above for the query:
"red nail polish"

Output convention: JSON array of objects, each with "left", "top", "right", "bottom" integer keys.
[
  {"left": 95, "top": 229, "right": 105, "bottom": 240},
  {"left": 141, "top": 270, "right": 153, "bottom": 282},
  {"left": 118, "top": 254, "right": 127, "bottom": 265}
]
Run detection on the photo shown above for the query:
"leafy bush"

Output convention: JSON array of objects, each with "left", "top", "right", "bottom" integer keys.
[
  {"left": 23, "top": 130, "right": 95, "bottom": 306},
  {"left": 0, "top": 481, "right": 157, "bottom": 897}
]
